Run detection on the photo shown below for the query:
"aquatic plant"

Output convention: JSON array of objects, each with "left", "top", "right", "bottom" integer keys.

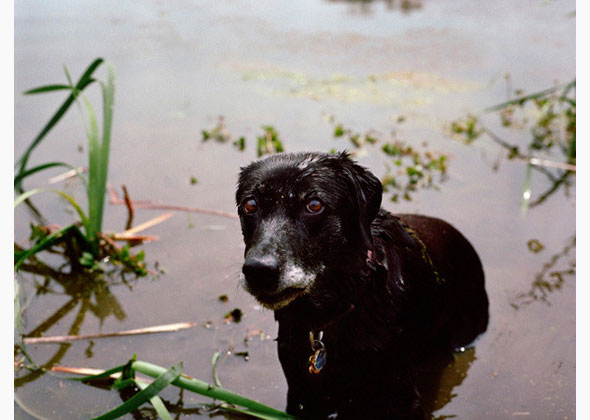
[
  {"left": 201, "top": 117, "right": 283, "bottom": 156},
  {"left": 14, "top": 59, "right": 146, "bottom": 274},
  {"left": 449, "top": 79, "right": 575, "bottom": 210},
  {"left": 69, "top": 357, "right": 295, "bottom": 419},
  {"left": 328, "top": 115, "right": 449, "bottom": 202},
  {"left": 200, "top": 114, "right": 447, "bottom": 202},
  {"left": 201, "top": 116, "right": 246, "bottom": 151},
  {"left": 256, "top": 125, "right": 284, "bottom": 157},
  {"left": 380, "top": 141, "right": 448, "bottom": 202}
]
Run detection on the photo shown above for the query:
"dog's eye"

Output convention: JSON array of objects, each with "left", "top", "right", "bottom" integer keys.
[
  {"left": 306, "top": 199, "right": 323, "bottom": 214},
  {"left": 243, "top": 198, "right": 258, "bottom": 214}
]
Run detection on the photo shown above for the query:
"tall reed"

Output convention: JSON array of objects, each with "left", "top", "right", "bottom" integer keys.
[{"left": 14, "top": 58, "right": 116, "bottom": 266}]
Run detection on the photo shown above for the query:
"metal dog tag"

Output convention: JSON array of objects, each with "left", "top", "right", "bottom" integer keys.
[
  {"left": 308, "top": 331, "right": 326, "bottom": 374},
  {"left": 309, "top": 347, "right": 327, "bottom": 374}
]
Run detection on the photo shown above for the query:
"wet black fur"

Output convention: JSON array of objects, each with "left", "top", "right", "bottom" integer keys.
[{"left": 236, "top": 152, "right": 489, "bottom": 419}]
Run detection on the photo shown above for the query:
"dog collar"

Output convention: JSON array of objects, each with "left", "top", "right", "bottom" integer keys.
[
  {"left": 307, "top": 249, "right": 372, "bottom": 375},
  {"left": 307, "top": 303, "right": 355, "bottom": 375}
]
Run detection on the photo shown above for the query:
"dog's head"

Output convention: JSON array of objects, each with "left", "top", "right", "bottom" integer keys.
[{"left": 236, "top": 152, "right": 382, "bottom": 310}]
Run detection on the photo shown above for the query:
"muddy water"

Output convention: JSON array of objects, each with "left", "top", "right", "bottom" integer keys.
[{"left": 14, "top": 0, "right": 575, "bottom": 419}]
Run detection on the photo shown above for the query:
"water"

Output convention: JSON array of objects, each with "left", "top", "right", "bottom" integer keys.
[{"left": 14, "top": 0, "right": 575, "bottom": 418}]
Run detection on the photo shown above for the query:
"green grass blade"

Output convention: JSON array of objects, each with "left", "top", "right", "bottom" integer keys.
[
  {"left": 211, "top": 351, "right": 223, "bottom": 388},
  {"left": 484, "top": 80, "right": 575, "bottom": 113},
  {"left": 92, "top": 363, "right": 182, "bottom": 420},
  {"left": 79, "top": 94, "right": 101, "bottom": 247},
  {"left": 63, "top": 64, "right": 74, "bottom": 87},
  {"left": 220, "top": 404, "right": 291, "bottom": 420},
  {"left": 132, "top": 360, "right": 294, "bottom": 419},
  {"left": 14, "top": 224, "right": 89, "bottom": 270},
  {"left": 77, "top": 61, "right": 115, "bottom": 252},
  {"left": 24, "top": 84, "right": 73, "bottom": 95},
  {"left": 14, "top": 188, "right": 90, "bottom": 236},
  {"left": 14, "top": 188, "right": 89, "bottom": 226},
  {"left": 15, "top": 58, "right": 104, "bottom": 191},
  {"left": 111, "top": 378, "right": 136, "bottom": 390},
  {"left": 136, "top": 379, "right": 173, "bottom": 420},
  {"left": 93, "top": 62, "right": 115, "bottom": 242}
]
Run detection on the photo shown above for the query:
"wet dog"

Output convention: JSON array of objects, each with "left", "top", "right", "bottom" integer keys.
[{"left": 236, "top": 152, "right": 489, "bottom": 419}]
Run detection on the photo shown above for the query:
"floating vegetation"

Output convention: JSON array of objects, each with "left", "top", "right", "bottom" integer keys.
[
  {"left": 240, "top": 65, "right": 478, "bottom": 106},
  {"left": 527, "top": 239, "right": 545, "bottom": 254},
  {"left": 449, "top": 79, "right": 575, "bottom": 210},
  {"left": 327, "top": 115, "right": 448, "bottom": 202},
  {"left": 201, "top": 117, "right": 283, "bottom": 157},
  {"left": 381, "top": 141, "right": 448, "bottom": 202},
  {"left": 224, "top": 308, "right": 244, "bottom": 324},
  {"left": 201, "top": 116, "right": 246, "bottom": 151},
  {"left": 325, "top": 0, "right": 424, "bottom": 14},
  {"left": 200, "top": 114, "right": 443, "bottom": 202},
  {"left": 256, "top": 125, "right": 284, "bottom": 157}
]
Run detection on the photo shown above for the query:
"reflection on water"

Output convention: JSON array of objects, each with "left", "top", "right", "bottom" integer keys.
[
  {"left": 14, "top": 0, "right": 575, "bottom": 417},
  {"left": 512, "top": 236, "right": 576, "bottom": 309},
  {"left": 14, "top": 260, "right": 135, "bottom": 388},
  {"left": 14, "top": 250, "right": 480, "bottom": 418},
  {"left": 416, "top": 347, "right": 477, "bottom": 419}
]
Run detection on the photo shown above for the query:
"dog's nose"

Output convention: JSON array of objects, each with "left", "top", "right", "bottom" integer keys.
[{"left": 242, "top": 255, "right": 280, "bottom": 291}]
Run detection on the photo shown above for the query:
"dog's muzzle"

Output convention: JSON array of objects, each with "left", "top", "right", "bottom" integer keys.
[{"left": 241, "top": 254, "right": 316, "bottom": 310}]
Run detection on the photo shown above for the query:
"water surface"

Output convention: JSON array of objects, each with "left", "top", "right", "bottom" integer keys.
[{"left": 14, "top": 1, "right": 575, "bottom": 418}]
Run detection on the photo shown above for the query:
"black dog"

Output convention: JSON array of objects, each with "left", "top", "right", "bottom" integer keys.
[{"left": 236, "top": 152, "right": 489, "bottom": 419}]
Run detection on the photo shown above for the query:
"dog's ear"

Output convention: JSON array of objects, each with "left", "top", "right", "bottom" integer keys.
[{"left": 339, "top": 153, "right": 383, "bottom": 249}]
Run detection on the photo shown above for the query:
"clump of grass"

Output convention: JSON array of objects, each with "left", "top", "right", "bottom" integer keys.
[
  {"left": 14, "top": 58, "right": 146, "bottom": 275},
  {"left": 71, "top": 357, "right": 295, "bottom": 420}
]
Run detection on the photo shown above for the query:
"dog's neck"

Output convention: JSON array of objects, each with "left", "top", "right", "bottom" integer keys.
[
  {"left": 274, "top": 249, "right": 376, "bottom": 333},
  {"left": 274, "top": 296, "right": 355, "bottom": 333}
]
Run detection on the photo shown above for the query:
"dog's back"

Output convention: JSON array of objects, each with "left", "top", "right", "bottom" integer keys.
[{"left": 375, "top": 212, "right": 489, "bottom": 352}]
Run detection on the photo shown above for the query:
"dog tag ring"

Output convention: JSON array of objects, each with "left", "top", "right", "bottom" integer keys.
[{"left": 308, "top": 331, "right": 326, "bottom": 374}]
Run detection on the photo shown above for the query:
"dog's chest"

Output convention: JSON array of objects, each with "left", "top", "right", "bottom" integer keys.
[{"left": 277, "top": 320, "right": 396, "bottom": 385}]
